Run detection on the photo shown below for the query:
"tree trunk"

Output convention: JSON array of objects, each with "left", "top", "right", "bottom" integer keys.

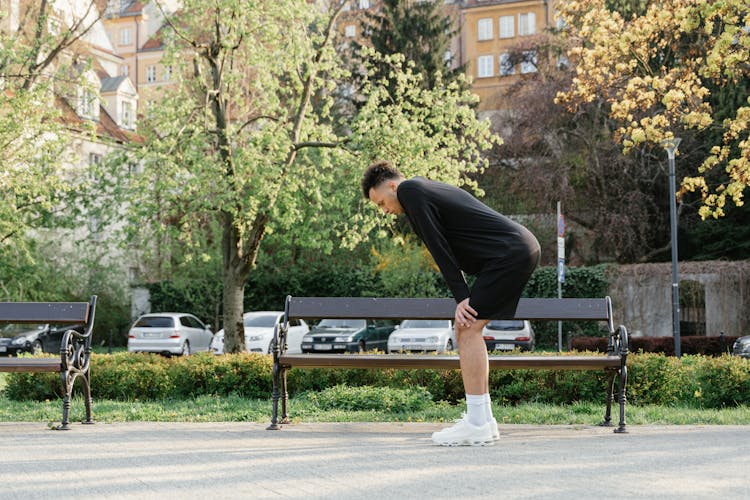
[
  {"left": 221, "top": 212, "right": 248, "bottom": 353},
  {"left": 220, "top": 210, "right": 268, "bottom": 353}
]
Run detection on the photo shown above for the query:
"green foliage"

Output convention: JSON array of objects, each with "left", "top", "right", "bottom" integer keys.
[
  {"left": 304, "top": 384, "right": 432, "bottom": 412},
  {"left": 4, "top": 352, "right": 750, "bottom": 410},
  {"left": 356, "top": 0, "right": 465, "bottom": 95},
  {"left": 523, "top": 265, "right": 614, "bottom": 347}
]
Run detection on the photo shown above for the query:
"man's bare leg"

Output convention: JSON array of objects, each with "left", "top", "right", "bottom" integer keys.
[{"left": 456, "top": 319, "right": 490, "bottom": 394}]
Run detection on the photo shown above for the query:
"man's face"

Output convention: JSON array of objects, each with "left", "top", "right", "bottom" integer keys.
[{"left": 368, "top": 180, "right": 404, "bottom": 215}]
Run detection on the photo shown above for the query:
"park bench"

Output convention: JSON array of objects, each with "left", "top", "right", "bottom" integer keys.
[
  {"left": 268, "top": 296, "right": 629, "bottom": 433},
  {"left": 0, "top": 296, "right": 97, "bottom": 430}
]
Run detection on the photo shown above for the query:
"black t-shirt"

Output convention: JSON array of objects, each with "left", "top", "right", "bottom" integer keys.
[{"left": 397, "top": 177, "right": 539, "bottom": 302}]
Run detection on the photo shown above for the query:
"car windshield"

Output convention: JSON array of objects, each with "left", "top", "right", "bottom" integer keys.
[
  {"left": 244, "top": 315, "right": 278, "bottom": 328},
  {"left": 0, "top": 324, "right": 46, "bottom": 338},
  {"left": 400, "top": 320, "right": 451, "bottom": 329},
  {"left": 134, "top": 316, "right": 174, "bottom": 328},
  {"left": 486, "top": 320, "right": 525, "bottom": 331},
  {"left": 317, "top": 319, "right": 366, "bottom": 329}
]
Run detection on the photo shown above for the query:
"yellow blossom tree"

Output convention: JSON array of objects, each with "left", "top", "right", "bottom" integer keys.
[{"left": 556, "top": 0, "right": 750, "bottom": 218}]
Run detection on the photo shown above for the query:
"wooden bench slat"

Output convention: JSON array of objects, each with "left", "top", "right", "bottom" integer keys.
[
  {"left": 0, "top": 302, "right": 90, "bottom": 323},
  {"left": 279, "top": 354, "right": 621, "bottom": 371},
  {"left": 0, "top": 358, "right": 61, "bottom": 373},
  {"left": 287, "top": 297, "right": 611, "bottom": 321}
]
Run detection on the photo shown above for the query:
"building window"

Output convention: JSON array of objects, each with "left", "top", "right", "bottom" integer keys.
[
  {"left": 499, "top": 16, "right": 515, "bottom": 38},
  {"left": 520, "top": 50, "right": 538, "bottom": 74},
  {"left": 122, "top": 101, "right": 133, "bottom": 129},
  {"left": 345, "top": 25, "right": 356, "bottom": 37},
  {"left": 89, "top": 153, "right": 102, "bottom": 167},
  {"left": 519, "top": 12, "right": 536, "bottom": 36},
  {"left": 477, "top": 55, "right": 494, "bottom": 78},
  {"left": 358, "top": 0, "right": 370, "bottom": 8},
  {"left": 120, "top": 28, "right": 131, "bottom": 45},
  {"left": 146, "top": 65, "right": 157, "bottom": 83},
  {"left": 121, "top": 65, "right": 129, "bottom": 76},
  {"left": 477, "top": 18, "right": 493, "bottom": 41},
  {"left": 163, "top": 65, "right": 172, "bottom": 82},
  {"left": 499, "top": 53, "right": 515, "bottom": 76},
  {"left": 79, "top": 88, "right": 98, "bottom": 119},
  {"left": 444, "top": 50, "right": 452, "bottom": 65}
]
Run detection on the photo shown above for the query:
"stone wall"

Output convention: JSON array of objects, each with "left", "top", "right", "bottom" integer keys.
[{"left": 608, "top": 261, "right": 750, "bottom": 338}]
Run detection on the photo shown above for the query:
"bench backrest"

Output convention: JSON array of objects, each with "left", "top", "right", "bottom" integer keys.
[
  {"left": 0, "top": 296, "right": 97, "bottom": 337},
  {"left": 285, "top": 296, "right": 614, "bottom": 332}
]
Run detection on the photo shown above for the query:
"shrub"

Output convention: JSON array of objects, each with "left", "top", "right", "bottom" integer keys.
[
  {"left": 572, "top": 335, "right": 740, "bottom": 356},
  {"left": 4, "top": 351, "right": 750, "bottom": 410}
]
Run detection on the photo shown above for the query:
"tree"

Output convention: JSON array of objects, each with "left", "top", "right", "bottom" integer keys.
[
  {"left": 1, "top": 0, "right": 103, "bottom": 255},
  {"left": 122, "top": 1, "right": 497, "bottom": 353},
  {"left": 556, "top": 0, "right": 750, "bottom": 219},
  {"left": 353, "top": 0, "right": 464, "bottom": 97},
  {"left": 481, "top": 31, "right": 712, "bottom": 264}
]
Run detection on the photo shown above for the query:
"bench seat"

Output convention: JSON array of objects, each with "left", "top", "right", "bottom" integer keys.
[
  {"left": 0, "top": 358, "right": 61, "bottom": 372},
  {"left": 0, "top": 296, "right": 97, "bottom": 429},
  {"left": 279, "top": 353, "right": 622, "bottom": 370},
  {"left": 269, "top": 295, "right": 628, "bottom": 433}
]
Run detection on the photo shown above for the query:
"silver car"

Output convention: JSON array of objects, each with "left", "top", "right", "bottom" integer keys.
[
  {"left": 210, "top": 311, "right": 309, "bottom": 354},
  {"left": 732, "top": 336, "right": 750, "bottom": 358},
  {"left": 482, "top": 319, "right": 535, "bottom": 352},
  {"left": 388, "top": 319, "right": 455, "bottom": 353},
  {"left": 128, "top": 313, "right": 214, "bottom": 356}
]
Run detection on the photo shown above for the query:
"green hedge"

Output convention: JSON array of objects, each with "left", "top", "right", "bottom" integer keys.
[{"left": 4, "top": 352, "right": 749, "bottom": 409}]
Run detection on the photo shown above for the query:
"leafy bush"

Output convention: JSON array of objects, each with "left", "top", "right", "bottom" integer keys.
[
  {"left": 523, "top": 265, "right": 613, "bottom": 348},
  {"left": 572, "top": 335, "right": 740, "bottom": 356},
  {"left": 304, "top": 384, "right": 432, "bottom": 412},
  {"left": 4, "top": 351, "right": 749, "bottom": 410}
]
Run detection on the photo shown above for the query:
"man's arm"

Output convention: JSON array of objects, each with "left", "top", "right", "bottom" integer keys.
[{"left": 398, "top": 184, "right": 470, "bottom": 302}]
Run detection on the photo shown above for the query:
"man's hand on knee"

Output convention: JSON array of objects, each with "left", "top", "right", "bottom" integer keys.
[{"left": 455, "top": 298, "right": 478, "bottom": 329}]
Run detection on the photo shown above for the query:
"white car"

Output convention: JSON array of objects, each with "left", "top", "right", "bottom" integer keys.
[
  {"left": 482, "top": 319, "right": 535, "bottom": 352},
  {"left": 210, "top": 311, "right": 309, "bottom": 354},
  {"left": 388, "top": 319, "right": 455, "bottom": 353},
  {"left": 127, "top": 313, "right": 214, "bottom": 356}
]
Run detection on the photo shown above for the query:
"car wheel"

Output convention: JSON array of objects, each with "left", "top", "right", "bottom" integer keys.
[
  {"left": 358, "top": 340, "right": 366, "bottom": 353},
  {"left": 180, "top": 341, "right": 190, "bottom": 357},
  {"left": 446, "top": 339, "right": 454, "bottom": 352},
  {"left": 32, "top": 340, "right": 43, "bottom": 355}
]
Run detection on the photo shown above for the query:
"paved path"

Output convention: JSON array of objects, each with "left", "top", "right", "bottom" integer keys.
[{"left": 0, "top": 422, "right": 748, "bottom": 499}]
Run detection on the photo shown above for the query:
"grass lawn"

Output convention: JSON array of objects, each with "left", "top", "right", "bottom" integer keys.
[{"left": 1, "top": 392, "right": 749, "bottom": 426}]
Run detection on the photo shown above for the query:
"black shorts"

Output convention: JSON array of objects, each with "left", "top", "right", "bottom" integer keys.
[{"left": 469, "top": 248, "right": 540, "bottom": 320}]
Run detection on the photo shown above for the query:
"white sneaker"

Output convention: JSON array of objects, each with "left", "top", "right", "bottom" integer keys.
[
  {"left": 455, "top": 413, "right": 500, "bottom": 441},
  {"left": 431, "top": 419, "right": 494, "bottom": 447},
  {"left": 490, "top": 418, "right": 499, "bottom": 441}
]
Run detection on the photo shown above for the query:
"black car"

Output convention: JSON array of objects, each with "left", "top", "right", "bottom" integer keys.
[
  {"left": 301, "top": 319, "right": 396, "bottom": 353},
  {"left": 0, "top": 323, "right": 82, "bottom": 356},
  {"left": 0, "top": 324, "right": 49, "bottom": 356}
]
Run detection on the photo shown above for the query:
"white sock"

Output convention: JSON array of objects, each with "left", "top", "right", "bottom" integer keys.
[
  {"left": 465, "top": 394, "right": 485, "bottom": 427},
  {"left": 483, "top": 393, "right": 495, "bottom": 424}
]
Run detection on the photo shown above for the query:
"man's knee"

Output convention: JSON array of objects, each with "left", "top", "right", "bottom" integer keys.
[{"left": 455, "top": 322, "right": 486, "bottom": 343}]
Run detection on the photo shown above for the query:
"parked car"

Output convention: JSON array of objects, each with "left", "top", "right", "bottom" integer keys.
[
  {"left": 301, "top": 319, "right": 396, "bottom": 353},
  {"left": 210, "top": 312, "right": 309, "bottom": 354},
  {"left": 387, "top": 319, "right": 455, "bottom": 353},
  {"left": 0, "top": 323, "right": 85, "bottom": 357},
  {"left": 482, "top": 319, "right": 535, "bottom": 352},
  {"left": 732, "top": 335, "right": 750, "bottom": 358},
  {"left": 0, "top": 324, "right": 48, "bottom": 356},
  {"left": 128, "top": 313, "right": 213, "bottom": 356}
]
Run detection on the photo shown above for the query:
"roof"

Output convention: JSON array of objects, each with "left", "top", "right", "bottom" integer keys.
[
  {"left": 56, "top": 95, "right": 143, "bottom": 145},
  {"left": 100, "top": 75, "right": 129, "bottom": 93}
]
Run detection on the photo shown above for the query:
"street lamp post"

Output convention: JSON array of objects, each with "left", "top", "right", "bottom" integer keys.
[{"left": 661, "top": 137, "right": 682, "bottom": 357}]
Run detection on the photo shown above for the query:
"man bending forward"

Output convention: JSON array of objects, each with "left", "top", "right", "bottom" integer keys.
[{"left": 362, "top": 161, "right": 540, "bottom": 446}]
